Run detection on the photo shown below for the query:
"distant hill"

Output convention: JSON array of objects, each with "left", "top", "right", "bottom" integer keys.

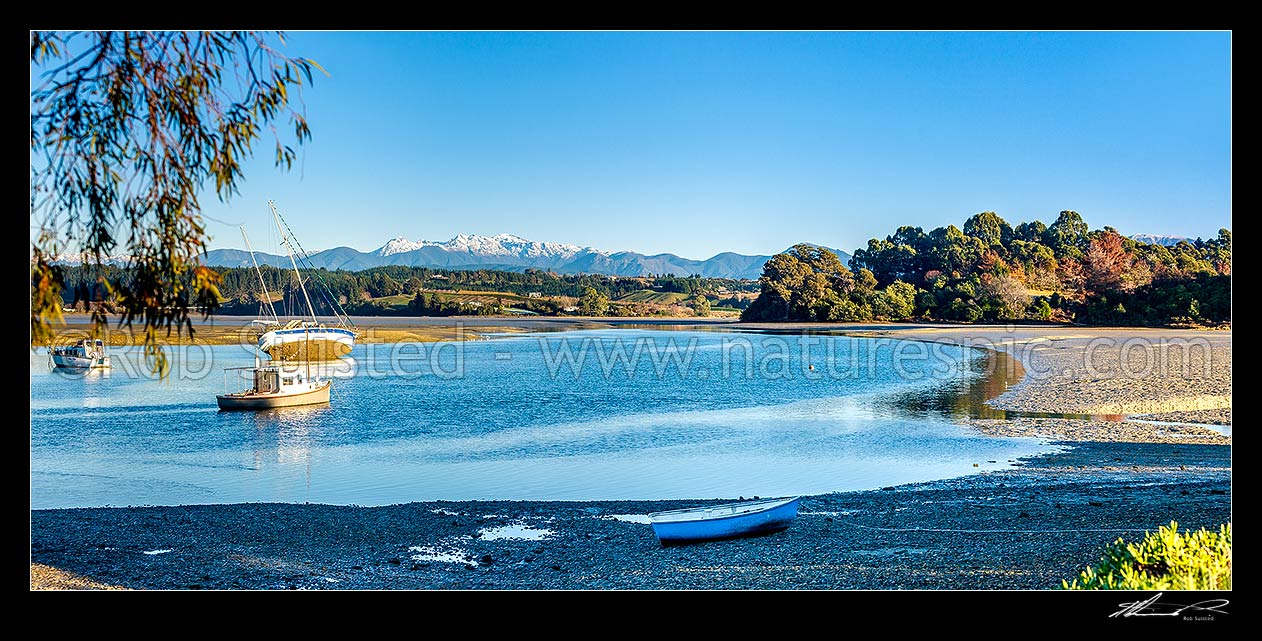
[{"left": 197, "top": 233, "right": 854, "bottom": 280}]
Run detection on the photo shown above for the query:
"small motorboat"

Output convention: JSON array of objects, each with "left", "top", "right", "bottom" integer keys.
[
  {"left": 217, "top": 361, "right": 331, "bottom": 411},
  {"left": 648, "top": 496, "right": 801, "bottom": 545},
  {"left": 51, "top": 338, "right": 111, "bottom": 369}
]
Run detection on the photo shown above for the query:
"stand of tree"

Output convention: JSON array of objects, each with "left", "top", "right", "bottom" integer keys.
[
  {"left": 742, "top": 211, "right": 1230, "bottom": 326},
  {"left": 56, "top": 263, "right": 758, "bottom": 317},
  {"left": 405, "top": 292, "right": 502, "bottom": 316}
]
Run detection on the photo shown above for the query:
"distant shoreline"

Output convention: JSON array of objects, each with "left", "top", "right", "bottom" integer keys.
[
  {"left": 39, "top": 313, "right": 1228, "bottom": 346},
  {"left": 42, "top": 313, "right": 739, "bottom": 345}
]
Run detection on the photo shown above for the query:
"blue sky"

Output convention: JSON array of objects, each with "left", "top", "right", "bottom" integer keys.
[{"left": 193, "top": 31, "right": 1231, "bottom": 258}]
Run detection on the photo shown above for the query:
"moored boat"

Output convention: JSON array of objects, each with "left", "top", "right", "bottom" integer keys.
[
  {"left": 258, "top": 320, "right": 356, "bottom": 360},
  {"left": 217, "top": 362, "right": 332, "bottom": 411},
  {"left": 647, "top": 496, "right": 801, "bottom": 545},
  {"left": 253, "top": 200, "right": 359, "bottom": 361},
  {"left": 51, "top": 339, "right": 111, "bottom": 369}
]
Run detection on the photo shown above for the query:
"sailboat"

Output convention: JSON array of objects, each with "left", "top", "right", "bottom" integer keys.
[{"left": 250, "top": 200, "right": 359, "bottom": 362}]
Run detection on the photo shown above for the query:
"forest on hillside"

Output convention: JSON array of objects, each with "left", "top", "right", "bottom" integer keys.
[
  {"left": 741, "top": 211, "right": 1230, "bottom": 326},
  {"left": 56, "top": 263, "right": 757, "bottom": 317}
]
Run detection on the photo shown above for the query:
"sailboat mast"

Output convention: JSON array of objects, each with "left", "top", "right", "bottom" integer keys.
[
  {"left": 240, "top": 226, "right": 278, "bottom": 322},
  {"left": 268, "top": 200, "right": 319, "bottom": 321}
]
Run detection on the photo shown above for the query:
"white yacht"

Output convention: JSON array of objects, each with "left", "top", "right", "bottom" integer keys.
[{"left": 244, "top": 200, "right": 359, "bottom": 361}]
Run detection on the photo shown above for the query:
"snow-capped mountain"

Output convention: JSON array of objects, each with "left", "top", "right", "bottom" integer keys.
[
  {"left": 377, "top": 233, "right": 599, "bottom": 259},
  {"left": 45, "top": 252, "right": 133, "bottom": 266},
  {"left": 198, "top": 233, "right": 854, "bottom": 280},
  {"left": 1130, "top": 233, "right": 1190, "bottom": 247},
  {"left": 376, "top": 237, "right": 428, "bottom": 256}
]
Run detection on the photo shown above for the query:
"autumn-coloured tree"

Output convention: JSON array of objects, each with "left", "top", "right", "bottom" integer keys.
[
  {"left": 1083, "top": 230, "right": 1153, "bottom": 294},
  {"left": 1057, "top": 257, "right": 1085, "bottom": 296}
]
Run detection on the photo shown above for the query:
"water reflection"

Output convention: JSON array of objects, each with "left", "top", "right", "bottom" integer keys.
[
  {"left": 277, "top": 420, "right": 312, "bottom": 466},
  {"left": 889, "top": 346, "right": 1126, "bottom": 422},
  {"left": 241, "top": 405, "right": 330, "bottom": 460},
  {"left": 239, "top": 404, "right": 334, "bottom": 498}
]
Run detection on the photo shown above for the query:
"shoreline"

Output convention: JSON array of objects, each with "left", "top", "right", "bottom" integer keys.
[
  {"left": 40, "top": 314, "right": 743, "bottom": 346},
  {"left": 30, "top": 323, "right": 1231, "bottom": 589},
  {"left": 30, "top": 441, "right": 1230, "bottom": 590}
]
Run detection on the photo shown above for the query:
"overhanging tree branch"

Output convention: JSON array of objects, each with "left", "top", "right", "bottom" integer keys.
[{"left": 30, "top": 30, "right": 326, "bottom": 374}]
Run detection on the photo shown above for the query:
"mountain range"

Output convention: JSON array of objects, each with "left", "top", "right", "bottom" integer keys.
[
  {"left": 1128, "top": 233, "right": 1191, "bottom": 247},
  {"left": 197, "top": 233, "right": 853, "bottom": 280},
  {"left": 55, "top": 232, "right": 1197, "bottom": 279}
]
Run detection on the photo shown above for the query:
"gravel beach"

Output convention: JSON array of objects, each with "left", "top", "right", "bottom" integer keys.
[
  {"left": 822, "top": 325, "right": 1231, "bottom": 418},
  {"left": 28, "top": 441, "right": 1230, "bottom": 590},
  {"left": 30, "top": 324, "right": 1232, "bottom": 590}
]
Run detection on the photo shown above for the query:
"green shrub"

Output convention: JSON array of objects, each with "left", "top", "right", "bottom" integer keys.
[
  {"left": 1029, "top": 298, "right": 1053, "bottom": 321},
  {"left": 1062, "top": 521, "right": 1231, "bottom": 590}
]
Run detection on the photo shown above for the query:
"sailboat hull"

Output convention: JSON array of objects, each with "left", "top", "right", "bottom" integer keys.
[{"left": 259, "top": 327, "right": 356, "bottom": 361}]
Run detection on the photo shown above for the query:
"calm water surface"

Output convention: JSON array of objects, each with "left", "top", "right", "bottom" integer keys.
[{"left": 30, "top": 329, "right": 1052, "bottom": 508}]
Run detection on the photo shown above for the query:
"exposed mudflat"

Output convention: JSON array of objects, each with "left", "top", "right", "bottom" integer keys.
[{"left": 31, "top": 441, "right": 1230, "bottom": 590}]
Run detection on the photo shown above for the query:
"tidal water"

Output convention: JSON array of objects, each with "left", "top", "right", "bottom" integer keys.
[{"left": 30, "top": 329, "right": 1052, "bottom": 509}]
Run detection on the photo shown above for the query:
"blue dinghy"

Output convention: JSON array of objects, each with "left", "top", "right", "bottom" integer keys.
[{"left": 648, "top": 496, "right": 801, "bottom": 545}]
